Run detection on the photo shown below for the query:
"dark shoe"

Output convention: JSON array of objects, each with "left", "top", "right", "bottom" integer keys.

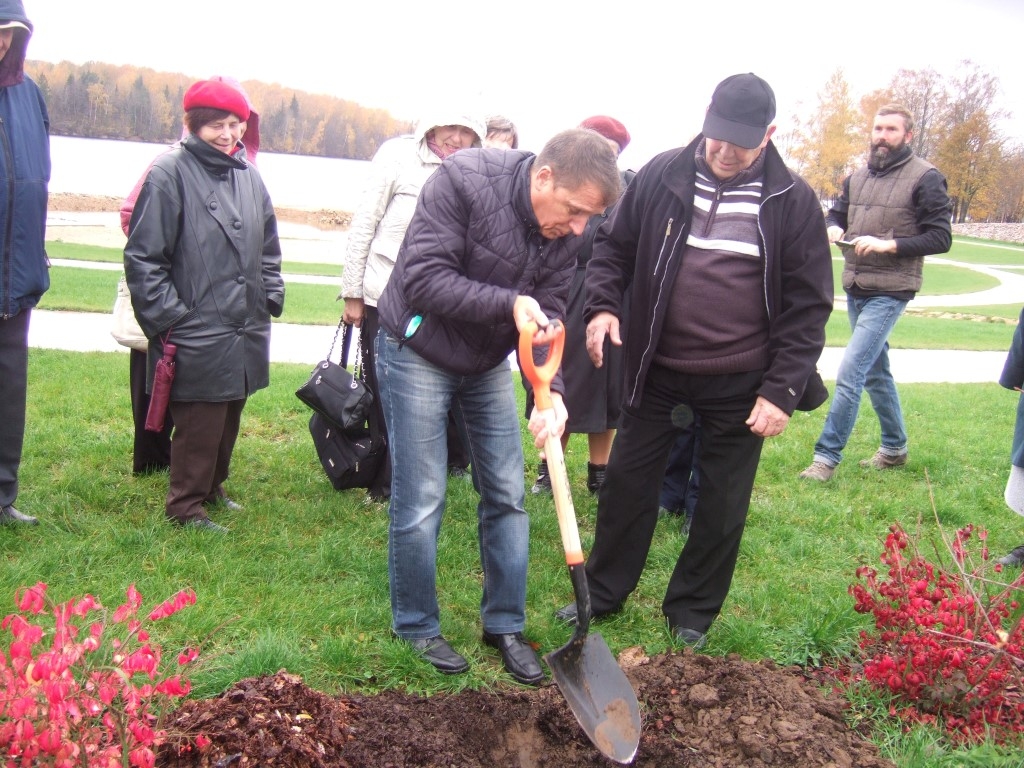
[
  {"left": 205, "top": 489, "right": 242, "bottom": 512},
  {"left": 586, "top": 462, "right": 607, "bottom": 494},
  {"left": 859, "top": 450, "right": 908, "bottom": 470},
  {"left": 531, "top": 460, "right": 551, "bottom": 495},
  {"left": 680, "top": 513, "right": 693, "bottom": 537},
  {"left": 0, "top": 505, "right": 38, "bottom": 526},
  {"left": 183, "top": 517, "right": 230, "bottom": 534},
  {"left": 407, "top": 635, "right": 469, "bottom": 674},
  {"left": 221, "top": 498, "right": 243, "bottom": 512},
  {"left": 448, "top": 465, "right": 469, "bottom": 479},
  {"left": 482, "top": 631, "right": 545, "bottom": 685},
  {"left": 554, "top": 601, "right": 620, "bottom": 626},
  {"left": 670, "top": 626, "right": 707, "bottom": 650},
  {"left": 997, "top": 544, "right": 1024, "bottom": 567}
]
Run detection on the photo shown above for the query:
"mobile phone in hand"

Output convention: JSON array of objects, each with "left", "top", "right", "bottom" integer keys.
[{"left": 834, "top": 239, "right": 854, "bottom": 247}]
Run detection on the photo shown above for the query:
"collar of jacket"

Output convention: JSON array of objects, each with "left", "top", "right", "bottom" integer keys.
[
  {"left": 181, "top": 134, "right": 249, "bottom": 172},
  {"left": 661, "top": 134, "right": 792, "bottom": 204},
  {"left": 511, "top": 153, "right": 544, "bottom": 238}
]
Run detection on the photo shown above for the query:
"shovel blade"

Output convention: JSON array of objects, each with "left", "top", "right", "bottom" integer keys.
[{"left": 545, "top": 632, "right": 641, "bottom": 764}]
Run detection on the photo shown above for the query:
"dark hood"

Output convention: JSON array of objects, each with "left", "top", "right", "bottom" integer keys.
[{"left": 0, "top": 0, "right": 31, "bottom": 88}]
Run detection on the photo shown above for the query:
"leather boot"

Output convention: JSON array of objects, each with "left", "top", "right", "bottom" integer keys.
[{"left": 587, "top": 462, "right": 606, "bottom": 494}]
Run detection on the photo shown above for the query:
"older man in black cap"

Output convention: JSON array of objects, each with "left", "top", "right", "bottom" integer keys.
[{"left": 554, "top": 73, "right": 833, "bottom": 647}]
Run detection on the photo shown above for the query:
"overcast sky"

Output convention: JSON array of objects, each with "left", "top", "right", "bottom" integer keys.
[{"left": 24, "top": 0, "right": 1024, "bottom": 168}]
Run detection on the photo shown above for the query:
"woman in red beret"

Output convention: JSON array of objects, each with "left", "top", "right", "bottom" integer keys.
[
  {"left": 123, "top": 78, "right": 284, "bottom": 533},
  {"left": 118, "top": 76, "right": 260, "bottom": 478}
]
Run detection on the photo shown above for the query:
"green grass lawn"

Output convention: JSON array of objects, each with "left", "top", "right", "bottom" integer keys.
[
  {"left": 3, "top": 348, "right": 1024, "bottom": 766},
  {"left": 18, "top": 234, "right": 1024, "bottom": 765}
]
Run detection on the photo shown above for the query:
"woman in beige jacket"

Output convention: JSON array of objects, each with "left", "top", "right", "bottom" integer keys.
[{"left": 340, "top": 110, "right": 485, "bottom": 500}]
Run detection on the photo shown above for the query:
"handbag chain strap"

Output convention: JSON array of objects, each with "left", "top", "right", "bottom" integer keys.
[
  {"left": 325, "top": 316, "right": 348, "bottom": 365},
  {"left": 353, "top": 326, "right": 367, "bottom": 380}
]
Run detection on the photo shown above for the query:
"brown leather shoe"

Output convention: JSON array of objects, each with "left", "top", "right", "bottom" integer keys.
[{"left": 859, "top": 450, "right": 908, "bottom": 470}]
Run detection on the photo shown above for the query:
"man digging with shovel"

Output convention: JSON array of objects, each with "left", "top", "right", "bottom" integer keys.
[{"left": 375, "top": 128, "right": 621, "bottom": 686}]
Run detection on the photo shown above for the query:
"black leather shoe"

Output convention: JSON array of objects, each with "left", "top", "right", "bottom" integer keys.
[
  {"left": 408, "top": 635, "right": 469, "bottom": 674},
  {"left": 554, "top": 601, "right": 620, "bottom": 625},
  {"left": 482, "top": 631, "right": 545, "bottom": 685},
  {"left": 670, "top": 626, "right": 707, "bottom": 650},
  {"left": 998, "top": 544, "right": 1024, "bottom": 567},
  {"left": 0, "top": 505, "right": 38, "bottom": 526},
  {"left": 183, "top": 517, "right": 230, "bottom": 534}
]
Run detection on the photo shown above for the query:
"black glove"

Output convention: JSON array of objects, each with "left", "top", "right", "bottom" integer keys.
[{"left": 267, "top": 298, "right": 283, "bottom": 318}]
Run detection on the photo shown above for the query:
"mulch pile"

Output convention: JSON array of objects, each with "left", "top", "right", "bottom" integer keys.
[{"left": 157, "top": 648, "right": 894, "bottom": 767}]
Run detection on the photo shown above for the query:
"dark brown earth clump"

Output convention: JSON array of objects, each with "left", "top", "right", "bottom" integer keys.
[{"left": 156, "top": 648, "right": 894, "bottom": 768}]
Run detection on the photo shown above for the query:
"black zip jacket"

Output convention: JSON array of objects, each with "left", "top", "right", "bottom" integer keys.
[{"left": 586, "top": 135, "right": 833, "bottom": 415}]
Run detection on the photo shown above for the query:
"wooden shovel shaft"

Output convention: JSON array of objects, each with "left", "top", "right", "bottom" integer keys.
[{"left": 517, "top": 321, "right": 582, "bottom": 564}]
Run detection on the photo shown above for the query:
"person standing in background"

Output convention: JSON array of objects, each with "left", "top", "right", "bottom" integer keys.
[
  {"left": 0, "top": 0, "right": 50, "bottom": 527},
  {"left": 340, "top": 111, "right": 486, "bottom": 499},
  {"left": 527, "top": 115, "right": 631, "bottom": 496},
  {"left": 799, "top": 104, "right": 952, "bottom": 482},
  {"left": 124, "top": 79, "right": 283, "bottom": 533},
  {"left": 483, "top": 115, "right": 518, "bottom": 150},
  {"left": 119, "top": 76, "right": 260, "bottom": 476},
  {"left": 995, "top": 305, "right": 1024, "bottom": 567}
]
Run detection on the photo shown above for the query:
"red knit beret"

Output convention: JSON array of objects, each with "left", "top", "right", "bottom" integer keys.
[
  {"left": 183, "top": 79, "right": 251, "bottom": 122},
  {"left": 579, "top": 115, "right": 630, "bottom": 153}
]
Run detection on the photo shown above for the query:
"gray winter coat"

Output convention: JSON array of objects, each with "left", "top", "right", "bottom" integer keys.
[{"left": 124, "top": 135, "right": 284, "bottom": 401}]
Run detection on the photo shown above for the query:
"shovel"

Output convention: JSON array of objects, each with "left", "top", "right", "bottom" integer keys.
[{"left": 519, "top": 321, "right": 641, "bottom": 765}]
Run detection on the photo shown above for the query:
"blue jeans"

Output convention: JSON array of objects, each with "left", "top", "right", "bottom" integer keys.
[
  {"left": 813, "top": 295, "right": 909, "bottom": 466},
  {"left": 376, "top": 330, "right": 529, "bottom": 640}
]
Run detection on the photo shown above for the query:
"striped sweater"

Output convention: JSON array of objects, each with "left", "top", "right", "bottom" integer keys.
[{"left": 655, "top": 144, "right": 770, "bottom": 374}]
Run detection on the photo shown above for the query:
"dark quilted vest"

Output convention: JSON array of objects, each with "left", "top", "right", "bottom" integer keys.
[{"left": 841, "top": 154, "right": 934, "bottom": 293}]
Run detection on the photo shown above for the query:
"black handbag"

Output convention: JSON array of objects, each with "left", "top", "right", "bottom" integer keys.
[
  {"left": 296, "top": 319, "right": 373, "bottom": 432},
  {"left": 308, "top": 411, "right": 386, "bottom": 491}
]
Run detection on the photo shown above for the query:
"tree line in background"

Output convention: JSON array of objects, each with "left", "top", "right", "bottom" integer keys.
[
  {"left": 25, "top": 60, "right": 414, "bottom": 162},
  {"left": 780, "top": 60, "right": 1023, "bottom": 223}
]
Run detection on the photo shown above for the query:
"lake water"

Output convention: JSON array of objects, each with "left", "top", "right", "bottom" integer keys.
[{"left": 48, "top": 135, "right": 371, "bottom": 212}]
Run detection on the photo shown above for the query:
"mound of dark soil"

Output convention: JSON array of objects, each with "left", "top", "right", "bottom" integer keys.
[{"left": 157, "top": 648, "right": 894, "bottom": 767}]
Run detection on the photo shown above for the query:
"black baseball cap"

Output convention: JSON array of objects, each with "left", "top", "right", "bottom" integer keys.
[{"left": 702, "top": 73, "right": 776, "bottom": 149}]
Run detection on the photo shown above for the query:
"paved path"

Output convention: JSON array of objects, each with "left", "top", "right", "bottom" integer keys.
[
  {"left": 27, "top": 308, "right": 1010, "bottom": 384},
  {"left": 37, "top": 215, "right": 1024, "bottom": 383}
]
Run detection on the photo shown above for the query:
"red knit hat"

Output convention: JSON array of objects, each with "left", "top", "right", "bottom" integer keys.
[
  {"left": 579, "top": 115, "right": 630, "bottom": 153},
  {"left": 183, "top": 79, "right": 251, "bottom": 122}
]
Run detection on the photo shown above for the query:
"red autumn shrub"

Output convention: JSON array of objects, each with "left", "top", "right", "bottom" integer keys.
[
  {"left": 0, "top": 583, "right": 205, "bottom": 767},
  {"left": 850, "top": 523, "right": 1024, "bottom": 744}
]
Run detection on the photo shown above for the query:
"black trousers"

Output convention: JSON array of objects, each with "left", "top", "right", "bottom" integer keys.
[
  {"left": 585, "top": 365, "right": 765, "bottom": 633},
  {"left": 130, "top": 349, "right": 173, "bottom": 474},
  {"left": 165, "top": 399, "right": 245, "bottom": 524},
  {"left": 0, "top": 310, "right": 30, "bottom": 507}
]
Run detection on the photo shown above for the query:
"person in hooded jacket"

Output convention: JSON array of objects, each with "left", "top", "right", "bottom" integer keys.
[
  {"left": 0, "top": 0, "right": 49, "bottom": 527},
  {"left": 118, "top": 76, "right": 260, "bottom": 476},
  {"left": 340, "top": 111, "right": 486, "bottom": 499},
  {"left": 124, "top": 79, "right": 284, "bottom": 533}
]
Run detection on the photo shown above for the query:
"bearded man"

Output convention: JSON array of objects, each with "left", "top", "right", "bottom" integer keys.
[{"left": 799, "top": 104, "right": 952, "bottom": 482}]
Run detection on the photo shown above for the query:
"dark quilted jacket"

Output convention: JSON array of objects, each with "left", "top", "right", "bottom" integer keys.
[{"left": 378, "top": 148, "right": 580, "bottom": 382}]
